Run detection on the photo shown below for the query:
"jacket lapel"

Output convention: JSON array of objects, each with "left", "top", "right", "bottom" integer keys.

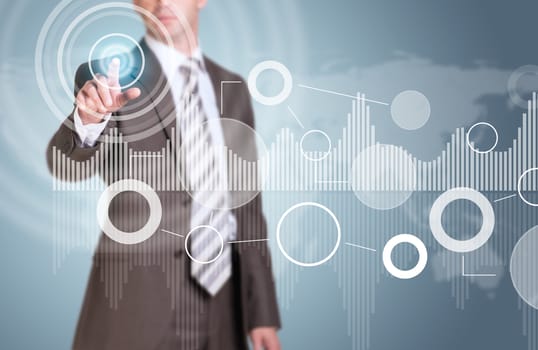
[
  {"left": 129, "top": 39, "right": 176, "bottom": 141},
  {"left": 203, "top": 56, "right": 223, "bottom": 119}
]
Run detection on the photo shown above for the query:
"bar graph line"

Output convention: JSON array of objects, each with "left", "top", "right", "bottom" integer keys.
[{"left": 51, "top": 92, "right": 538, "bottom": 194}]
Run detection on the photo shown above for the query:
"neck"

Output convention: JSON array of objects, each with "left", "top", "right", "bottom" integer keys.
[{"left": 147, "top": 28, "right": 199, "bottom": 57}]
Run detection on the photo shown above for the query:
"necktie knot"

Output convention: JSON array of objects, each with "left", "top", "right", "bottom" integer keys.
[
  {"left": 179, "top": 58, "right": 202, "bottom": 78},
  {"left": 179, "top": 58, "right": 202, "bottom": 96}
]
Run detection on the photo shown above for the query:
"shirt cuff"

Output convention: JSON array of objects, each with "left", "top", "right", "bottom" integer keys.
[{"left": 73, "top": 107, "right": 111, "bottom": 148}]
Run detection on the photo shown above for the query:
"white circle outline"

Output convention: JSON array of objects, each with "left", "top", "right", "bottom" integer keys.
[
  {"left": 429, "top": 187, "right": 495, "bottom": 253},
  {"left": 88, "top": 33, "right": 145, "bottom": 90},
  {"left": 276, "top": 202, "right": 341, "bottom": 267},
  {"left": 184, "top": 225, "right": 224, "bottom": 265},
  {"left": 382, "top": 234, "right": 428, "bottom": 279},
  {"left": 96, "top": 179, "right": 162, "bottom": 245},
  {"left": 35, "top": 1, "right": 196, "bottom": 143},
  {"left": 299, "top": 129, "right": 332, "bottom": 161},
  {"left": 518, "top": 167, "right": 538, "bottom": 207},
  {"left": 466, "top": 122, "right": 498, "bottom": 154},
  {"left": 62, "top": 10, "right": 138, "bottom": 93},
  {"left": 55, "top": 2, "right": 175, "bottom": 119},
  {"left": 247, "top": 60, "right": 292, "bottom": 106}
]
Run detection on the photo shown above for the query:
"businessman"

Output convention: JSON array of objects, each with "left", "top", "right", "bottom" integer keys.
[{"left": 46, "top": 0, "right": 281, "bottom": 349}]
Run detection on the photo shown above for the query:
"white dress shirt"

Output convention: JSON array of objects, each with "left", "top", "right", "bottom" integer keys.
[
  {"left": 74, "top": 34, "right": 237, "bottom": 239},
  {"left": 73, "top": 111, "right": 111, "bottom": 147}
]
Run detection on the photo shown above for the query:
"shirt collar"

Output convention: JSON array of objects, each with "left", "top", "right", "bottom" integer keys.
[{"left": 144, "top": 34, "right": 205, "bottom": 82}]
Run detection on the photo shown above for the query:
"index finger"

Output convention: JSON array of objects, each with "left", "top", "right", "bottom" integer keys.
[{"left": 107, "top": 57, "right": 120, "bottom": 87}]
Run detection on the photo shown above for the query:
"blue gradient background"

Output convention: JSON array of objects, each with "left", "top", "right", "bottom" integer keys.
[{"left": 1, "top": 0, "right": 537, "bottom": 349}]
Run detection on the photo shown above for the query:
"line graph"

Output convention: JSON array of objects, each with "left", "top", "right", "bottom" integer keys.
[{"left": 51, "top": 92, "right": 538, "bottom": 194}]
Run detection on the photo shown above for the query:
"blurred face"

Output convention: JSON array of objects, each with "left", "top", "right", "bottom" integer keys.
[{"left": 133, "top": 0, "right": 206, "bottom": 42}]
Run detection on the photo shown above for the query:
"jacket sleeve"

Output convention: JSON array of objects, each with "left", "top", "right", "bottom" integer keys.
[
  {"left": 234, "top": 78, "right": 281, "bottom": 331},
  {"left": 240, "top": 194, "right": 281, "bottom": 331},
  {"left": 46, "top": 63, "right": 108, "bottom": 180}
]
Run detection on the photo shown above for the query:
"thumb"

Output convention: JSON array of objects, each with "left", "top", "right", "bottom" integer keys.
[{"left": 116, "top": 87, "right": 141, "bottom": 106}]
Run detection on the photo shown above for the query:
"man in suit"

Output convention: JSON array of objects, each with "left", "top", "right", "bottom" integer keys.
[{"left": 46, "top": 0, "right": 281, "bottom": 349}]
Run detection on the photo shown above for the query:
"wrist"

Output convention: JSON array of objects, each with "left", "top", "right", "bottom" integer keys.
[{"left": 79, "top": 109, "right": 106, "bottom": 125}]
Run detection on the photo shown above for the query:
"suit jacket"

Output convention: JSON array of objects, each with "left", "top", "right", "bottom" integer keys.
[{"left": 46, "top": 39, "right": 280, "bottom": 350}]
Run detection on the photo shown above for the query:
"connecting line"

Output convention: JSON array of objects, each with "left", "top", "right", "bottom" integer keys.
[
  {"left": 344, "top": 242, "right": 377, "bottom": 252},
  {"left": 286, "top": 105, "right": 305, "bottom": 129},
  {"left": 297, "top": 84, "right": 389, "bottom": 106},
  {"left": 316, "top": 180, "right": 348, "bottom": 184},
  {"left": 228, "top": 238, "right": 270, "bottom": 244},
  {"left": 493, "top": 193, "right": 517, "bottom": 203},
  {"left": 130, "top": 154, "right": 164, "bottom": 158},
  {"left": 161, "top": 229, "right": 184, "bottom": 238},
  {"left": 314, "top": 174, "right": 349, "bottom": 184},
  {"left": 461, "top": 256, "right": 496, "bottom": 277},
  {"left": 161, "top": 228, "right": 268, "bottom": 244}
]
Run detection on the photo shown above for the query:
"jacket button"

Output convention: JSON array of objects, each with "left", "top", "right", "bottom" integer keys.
[{"left": 174, "top": 250, "right": 183, "bottom": 258}]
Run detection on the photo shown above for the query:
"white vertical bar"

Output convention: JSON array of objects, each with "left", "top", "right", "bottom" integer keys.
[
  {"left": 442, "top": 150, "right": 446, "bottom": 190},
  {"left": 508, "top": 147, "right": 510, "bottom": 191},
  {"left": 455, "top": 130, "right": 459, "bottom": 188},
  {"left": 531, "top": 92, "right": 538, "bottom": 191},
  {"left": 479, "top": 154, "right": 484, "bottom": 191},
  {"left": 494, "top": 151, "right": 498, "bottom": 191},
  {"left": 514, "top": 127, "right": 520, "bottom": 190}
]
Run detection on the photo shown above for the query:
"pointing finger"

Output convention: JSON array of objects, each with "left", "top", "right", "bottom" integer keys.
[{"left": 107, "top": 57, "right": 120, "bottom": 87}]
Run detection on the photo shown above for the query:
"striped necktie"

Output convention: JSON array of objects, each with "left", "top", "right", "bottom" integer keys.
[{"left": 177, "top": 58, "right": 232, "bottom": 296}]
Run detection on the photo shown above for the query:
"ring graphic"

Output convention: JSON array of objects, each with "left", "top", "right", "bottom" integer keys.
[
  {"left": 382, "top": 234, "right": 428, "bottom": 279},
  {"left": 36, "top": 1, "right": 195, "bottom": 143},
  {"left": 96, "top": 179, "right": 162, "bottom": 245},
  {"left": 429, "top": 187, "right": 495, "bottom": 253},
  {"left": 507, "top": 65, "right": 538, "bottom": 109},
  {"left": 247, "top": 60, "right": 292, "bottom": 106},
  {"left": 88, "top": 33, "right": 145, "bottom": 90}
]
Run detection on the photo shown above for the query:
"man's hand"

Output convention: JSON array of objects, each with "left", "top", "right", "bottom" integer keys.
[
  {"left": 76, "top": 58, "right": 141, "bottom": 125},
  {"left": 250, "top": 327, "right": 281, "bottom": 350}
]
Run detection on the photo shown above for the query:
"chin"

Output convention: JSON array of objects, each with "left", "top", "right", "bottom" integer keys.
[{"left": 148, "top": 22, "right": 178, "bottom": 38}]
